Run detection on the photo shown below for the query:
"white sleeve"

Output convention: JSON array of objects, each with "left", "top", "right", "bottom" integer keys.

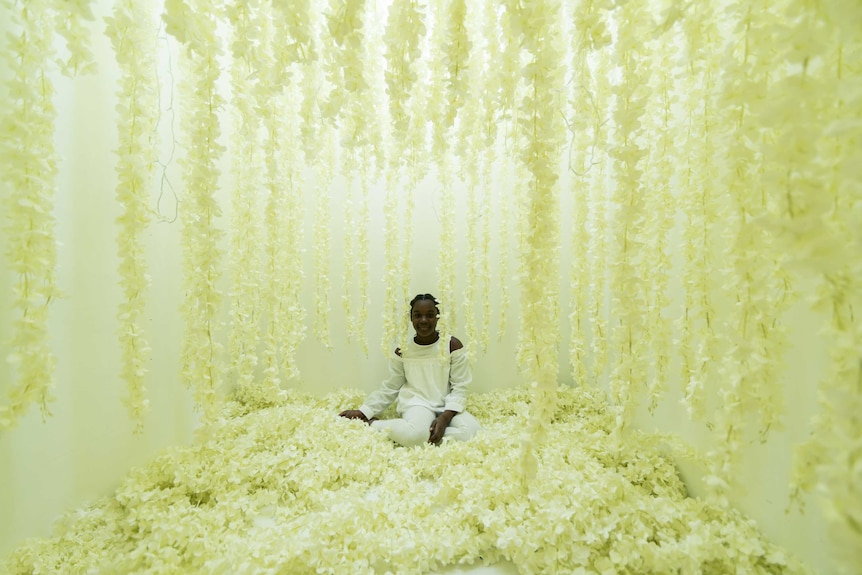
[
  {"left": 359, "top": 352, "right": 406, "bottom": 419},
  {"left": 443, "top": 347, "right": 471, "bottom": 413}
]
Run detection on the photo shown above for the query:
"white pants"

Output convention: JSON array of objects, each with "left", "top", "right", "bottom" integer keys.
[{"left": 371, "top": 405, "right": 481, "bottom": 447}]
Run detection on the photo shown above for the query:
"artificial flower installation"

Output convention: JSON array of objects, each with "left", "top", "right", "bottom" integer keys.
[{"left": 0, "top": 0, "right": 859, "bottom": 572}]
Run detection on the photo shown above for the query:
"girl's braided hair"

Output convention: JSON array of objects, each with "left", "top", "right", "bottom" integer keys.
[{"left": 409, "top": 293, "right": 440, "bottom": 311}]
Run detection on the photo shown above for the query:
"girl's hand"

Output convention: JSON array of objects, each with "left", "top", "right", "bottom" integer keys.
[
  {"left": 339, "top": 409, "right": 368, "bottom": 422},
  {"left": 428, "top": 411, "right": 456, "bottom": 444}
]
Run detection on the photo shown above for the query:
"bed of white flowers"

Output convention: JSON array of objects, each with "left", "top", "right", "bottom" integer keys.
[{"left": 2, "top": 387, "right": 808, "bottom": 575}]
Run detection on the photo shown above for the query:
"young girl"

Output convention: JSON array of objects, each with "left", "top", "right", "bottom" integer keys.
[{"left": 339, "top": 293, "right": 481, "bottom": 447}]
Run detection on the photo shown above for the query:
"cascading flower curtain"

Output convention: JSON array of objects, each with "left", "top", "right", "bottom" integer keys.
[
  {"left": 775, "top": 1, "right": 862, "bottom": 565},
  {"left": 1, "top": 0, "right": 860, "bottom": 570},
  {"left": 0, "top": 0, "right": 96, "bottom": 431}
]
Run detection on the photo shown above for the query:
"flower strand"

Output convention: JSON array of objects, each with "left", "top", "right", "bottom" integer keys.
[
  {"left": 0, "top": 0, "right": 63, "bottom": 431},
  {"left": 165, "top": 0, "right": 227, "bottom": 422},
  {"left": 226, "top": 0, "right": 265, "bottom": 398},
  {"left": 606, "top": 0, "right": 652, "bottom": 434},
  {"left": 105, "top": 0, "right": 160, "bottom": 432}
]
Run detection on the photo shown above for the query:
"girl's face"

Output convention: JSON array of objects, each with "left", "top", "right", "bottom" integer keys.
[{"left": 411, "top": 300, "right": 439, "bottom": 339}]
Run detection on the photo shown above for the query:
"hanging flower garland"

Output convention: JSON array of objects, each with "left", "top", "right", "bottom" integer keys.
[
  {"left": 640, "top": 28, "right": 677, "bottom": 411},
  {"left": 475, "top": 127, "right": 493, "bottom": 355},
  {"left": 732, "top": 102, "right": 795, "bottom": 435},
  {"left": 258, "top": 6, "right": 286, "bottom": 394},
  {"left": 329, "top": 0, "right": 363, "bottom": 343},
  {"left": 225, "top": 0, "right": 265, "bottom": 398},
  {"left": 479, "top": 0, "right": 510, "bottom": 345},
  {"left": 435, "top": 155, "right": 457, "bottom": 352},
  {"left": 304, "top": 80, "right": 331, "bottom": 351},
  {"left": 340, "top": 118, "right": 376, "bottom": 358},
  {"left": 708, "top": 0, "right": 794, "bottom": 504},
  {"left": 674, "top": 1, "right": 724, "bottom": 421},
  {"left": 565, "top": 0, "right": 609, "bottom": 388},
  {"left": 477, "top": 161, "right": 492, "bottom": 353},
  {"left": 322, "top": 0, "right": 368, "bottom": 124},
  {"left": 440, "top": 0, "right": 470, "bottom": 131},
  {"left": 397, "top": 181, "right": 417, "bottom": 354},
  {"left": 272, "top": 0, "right": 316, "bottom": 63},
  {"left": 359, "top": 3, "right": 389, "bottom": 180},
  {"left": 337, "top": 0, "right": 378, "bottom": 355},
  {"left": 164, "top": 0, "right": 228, "bottom": 423},
  {"left": 380, "top": 35, "right": 411, "bottom": 356},
  {"left": 354, "top": 161, "right": 372, "bottom": 356},
  {"left": 473, "top": 0, "right": 496, "bottom": 353},
  {"left": 258, "top": 7, "right": 307, "bottom": 391},
  {"left": 496, "top": 1, "right": 521, "bottom": 132},
  {"left": 455, "top": 0, "right": 488, "bottom": 361},
  {"left": 380, "top": 169, "right": 405, "bottom": 355},
  {"left": 566, "top": 172, "right": 591, "bottom": 388},
  {"left": 379, "top": 88, "right": 407, "bottom": 356},
  {"left": 426, "top": 0, "right": 449, "bottom": 159},
  {"left": 313, "top": 130, "right": 336, "bottom": 351},
  {"left": 423, "top": 1, "right": 457, "bottom": 353},
  {"left": 704, "top": 2, "right": 766, "bottom": 505},
  {"left": 462, "top": 180, "right": 481, "bottom": 359},
  {"left": 338, "top": 123, "right": 363, "bottom": 353},
  {"left": 0, "top": 0, "right": 61, "bottom": 431},
  {"left": 396, "top": 42, "right": 431, "bottom": 353},
  {"left": 292, "top": 1, "right": 334, "bottom": 351},
  {"left": 769, "top": 3, "right": 862, "bottom": 571},
  {"left": 585, "top": 36, "right": 614, "bottom": 389},
  {"left": 380, "top": 0, "right": 426, "bottom": 355},
  {"left": 494, "top": 146, "right": 514, "bottom": 342},
  {"left": 53, "top": 0, "right": 97, "bottom": 76},
  {"left": 383, "top": 0, "right": 425, "bottom": 151},
  {"left": 359, "top": 2, "right": 388, "bottom": 356},
  {"left": 105, "top": 0, "right": 160, "bottom": 433},
  {"left": 606, "top": 0, "right": 652, "bottom": 434},
  {"left": 262, "top": 87, "right": 307, "bottom": 389},
  {"left": 398, "top": 185, "right": 416, "bottom": 353},
  {"left": 475, "top": 130, "right": 494, "bottom": 358},
  {"left": 340, "top": 165, "right": 360, "bottom": 343},
  {"left": 586, "top": 167, "right": 609, "bottom": 387},
  {"left": 809, "top": 271, "right": 862, "bottom": 574},
  {"left": 478, "top": 0, "right": 501, "bottom": 150},
  {"left": 504, "top": 0, "right": 566, "bottom": 478},
  {"left": 460, "top": 0, "right": 495, "bottom": 356}
]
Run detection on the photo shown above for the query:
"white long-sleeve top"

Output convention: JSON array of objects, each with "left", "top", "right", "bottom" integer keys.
[{"left": 359, "top": 336, "right": 471, "bottom": 419}]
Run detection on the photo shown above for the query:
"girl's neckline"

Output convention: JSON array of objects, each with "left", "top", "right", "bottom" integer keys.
[{"left": 413, "top": 333, "right": 441, "bottom": 346}]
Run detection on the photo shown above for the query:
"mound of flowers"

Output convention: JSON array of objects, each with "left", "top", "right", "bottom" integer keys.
[{"left": 2, "top": 386, "right": 808, "bottom": 574}]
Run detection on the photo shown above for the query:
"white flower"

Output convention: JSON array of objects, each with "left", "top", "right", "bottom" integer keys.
[{"left": 3, "top": 386, "right": 810, "bottom": 573}]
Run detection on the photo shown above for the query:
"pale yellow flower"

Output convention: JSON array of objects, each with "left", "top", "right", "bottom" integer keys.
[
  {"left": 0, "top": 0, "right": 62, "bottom": 430},
  {"left": 105, "top": 0, "right": 160, "bottom": 432},
  {"left": 1, "top": 387, "right": 810, "bottom": 574},
  {"left": 166, "top": 0, "right": 228, "bottom": 422}
]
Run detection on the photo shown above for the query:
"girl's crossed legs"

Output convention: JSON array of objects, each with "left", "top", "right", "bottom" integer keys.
[{"left": 371, "top": 405, "right": 480, "bottom": 447}]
